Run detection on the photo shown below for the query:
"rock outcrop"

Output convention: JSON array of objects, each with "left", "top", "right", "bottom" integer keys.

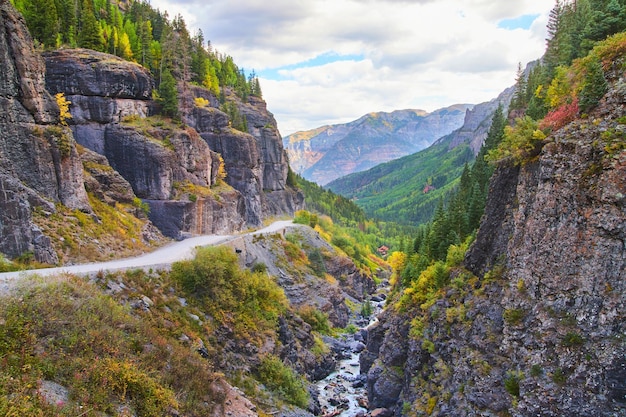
[
  {"left": 0, "top": 2, "right": 90, "bottom": 263},
  {"left": 230, "top": 224, "right": 376, "bottom": 329},
  {"left": 440, "top": 86, "right": 515, "bottom": 154},
  {"left": 44, "top": 49, "right": 301, "bottom": 240},
  {"left": 362, "top": 68, "right": 626, "bottom": 417},
  {"left": 191, "top": 89, "right": 304, "bottom": 226}
]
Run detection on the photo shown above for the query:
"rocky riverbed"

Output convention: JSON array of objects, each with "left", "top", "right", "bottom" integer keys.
[{"left": 316, "top": 294, "right": 388, "bottom": 417}]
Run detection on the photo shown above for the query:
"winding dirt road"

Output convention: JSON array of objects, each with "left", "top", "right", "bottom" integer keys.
[{"left": 0, "top": 220, "right": 293, "bottom": 293}]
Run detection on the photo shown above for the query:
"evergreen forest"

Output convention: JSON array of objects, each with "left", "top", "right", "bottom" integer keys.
[{"left": 10, "top": 0, "right": 262, "bottom": 119}]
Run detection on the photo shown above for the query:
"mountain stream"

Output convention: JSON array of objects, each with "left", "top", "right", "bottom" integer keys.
[{"left": 316, "top": 298, "right": 385, "bottom": 417}]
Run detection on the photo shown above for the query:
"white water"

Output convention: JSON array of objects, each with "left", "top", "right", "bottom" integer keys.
[
  {"left": 317, "top": 305, "right": 382, "bottom": 417},
  {"left": 317, "top": 349, "right": 367, "bottom": 416}
]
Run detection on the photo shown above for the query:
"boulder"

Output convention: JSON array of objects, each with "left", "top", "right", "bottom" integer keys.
[{"left": 43, "top": 49, "right": 153, "bottom": 100}]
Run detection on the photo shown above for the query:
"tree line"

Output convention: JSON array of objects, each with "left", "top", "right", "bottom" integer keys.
[
  {"left": 510, "top": 0, "right": 625, "bottom": 119},
  {"left": 10, "top": 0, "right": 262, "bottom": 112}
]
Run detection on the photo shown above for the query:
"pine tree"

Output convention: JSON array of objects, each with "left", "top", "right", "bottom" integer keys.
[
  {"left": 579, "top": 57, "right": 608, "bottom": 113},
  {"left": 544, "top": 0, "right": 565, "bottom": 75},
  {"left": 138, "top": 20, "right": 153, "bottom": 67},
  {"left": 583, "top": 0, "right": 626, "bottom": 45},
  {"left": 467, "top": 183, "right": 485, "bottom": 232},
  {"left": 159, "top": 68, "right": 179, "bottom": 119},
  {"left": 24, "top": 0, "right": 59, "bottom": 47},
  {"left": 79, "top": 0, "right": 104, "bottom": 51},
  {"left": 54, "top": 0, "right": 78, "bottom": 46},
  {"left": 511, "top": 62, "right": 528, "bottom": 110}
]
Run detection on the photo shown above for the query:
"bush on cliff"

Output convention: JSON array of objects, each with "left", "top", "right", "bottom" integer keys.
[{"left": 171, "top": 246, "right": 287, "bottom": 341}]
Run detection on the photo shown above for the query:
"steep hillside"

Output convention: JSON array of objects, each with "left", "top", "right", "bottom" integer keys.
[
  {"left": 329, "top": 136, "right": 473, "bottom": 225},
  {"left": 0, "top": 223, "right": 378, "bottom": 416},
  {"left": 0, "top": 1, "right": 302, "bottom": 265},
  {"left": 327, "top": 89, "right": 513, "bottom": 225},
  {"left": 0, "top": 0, "right": 124, "bottom": 265},
  {"left": 361, "top": 31, "right": 626, "bottom": 416},
  {"left": 284, "top": 106, "right": 471, "bottom": 185}
]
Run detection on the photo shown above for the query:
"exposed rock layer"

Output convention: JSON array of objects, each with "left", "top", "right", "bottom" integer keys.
[
  {"left": 362, "top": 81, "right": 626, "bottom": 416},
  {"left": 0, "top": 2, "right": 90, "bottom": 263},
  {"left": 43, "top": 49, "right": 302, "bottom": 240}
]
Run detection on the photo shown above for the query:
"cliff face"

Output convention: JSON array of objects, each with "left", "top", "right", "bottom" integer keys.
[
  {"left": 43, "top": 49, "right": 301, "bottom": 240},
  {"left": 362, "top": 75, "right": 626, "bottom": 415},
  {"left": 0, "top": 2, "right": 90, "bottom": 263},
  {"left": 440, "top": 86, "right": 515, "bottom": 154},
  {"left": 284, "top": 106, "right": 471, "bottom": 185},
  {"left": 190, "top": 89, "right": 304, "bottom": 225},
  {"left": 0, "top": 0, "right": 301, "bottom": 261}
]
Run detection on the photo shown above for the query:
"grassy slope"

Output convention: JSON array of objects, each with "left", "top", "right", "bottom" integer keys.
[{"left": 327, "top": 135, "right": 474, "bottom": 225}]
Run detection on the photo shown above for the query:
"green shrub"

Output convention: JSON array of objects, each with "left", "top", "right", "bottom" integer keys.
[
  {"left": 0, "top": 254, "right": 17, "bottom": 272},
  {"left": 504, "top": 370, "right": 523, "bottom": 397},
  {"left": 45, "top": 126, "right": 73, "bottom": 158},
  {"left": 486, "top": 116, "right": 546, "bottom": 165},
  {"left": 307, "top": 247, "right": 326, "bottom": 277},
  {"left": 331, "top": 235, "right": 351, "bottom": 251},
  {"left": 132, "top": 197, "right": 150, "bottom": 215},
  {"left": 298, "top": 305, "right": 332, "bottom": 334},
  {"left": 421, "top": 339, "right": 435, "bottom": 354},
  {"left": 251, "top": 262, "right": 268, "bottom": 274},
  {"left": 293, "top": 209, "right": 311, "bottom": 225},
  {"left": 171, "top": 246, "right": 287, "bottom": 338},
  {"left": 530, "top": 364, "right": 543, "bottom": 377},
  {"left": 503, "top": 308, "right": 525, "bottom": 325},
  {"left": 171, "top": 246, "right": 239, "bottom": 297},
  {"left": 256, "top": 355, "right": 309, "bottom": 408},
  {"left": 344, "top": 324, "right": 358, "bottom": 334},
  {"left": 552, "top": 368, "right": 567, "bottom": 385},
  {"left": 311, "top": 335, "right": 330, "bottom": 358},
  {"left": 561, "top": 332, "right": 584, "bottom": 347},
  {"left": 361, "top": 298, "right": 373, "bottom": 318}
]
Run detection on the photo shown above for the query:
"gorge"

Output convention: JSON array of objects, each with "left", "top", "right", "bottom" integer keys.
[{"left": 0, "top": 0, "right": 625, "bottom": 416}]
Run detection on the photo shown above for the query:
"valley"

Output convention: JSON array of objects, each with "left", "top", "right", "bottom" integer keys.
[{"left": 0, "top": 0, "right": 625, "bottom": 416}]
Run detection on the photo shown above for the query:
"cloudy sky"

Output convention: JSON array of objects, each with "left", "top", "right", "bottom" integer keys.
[{"left": 151, "top": 0, "right": 554, "bottom": 136}]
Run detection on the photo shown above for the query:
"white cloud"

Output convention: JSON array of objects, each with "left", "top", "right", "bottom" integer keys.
[{"left": 151, "top": 0, "right": 554, "bottom": 135}]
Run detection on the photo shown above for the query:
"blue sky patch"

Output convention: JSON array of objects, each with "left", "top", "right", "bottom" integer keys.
[
  {"left": 497, "top": 14, "right": 539, "bottom": 30},
  {"left": 257, "top": 52, "right": 365, "bottom": 80}
]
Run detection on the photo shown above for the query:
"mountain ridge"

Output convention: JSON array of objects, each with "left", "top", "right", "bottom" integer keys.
[
  {"left": 284, "top": 104, "right": 472, "bottom": 185},
  {"left": 326, "top": 87, "right": 513, "bottom": 225}
]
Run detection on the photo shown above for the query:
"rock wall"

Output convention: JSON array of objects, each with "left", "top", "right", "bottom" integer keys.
[
  {"left": 0, "top": 2, "right": 90, "bottom": 263},
  {"left": 44, "top": 49, "right": 302, "bottom": 239},
  {"left": 362, "top": 74, "right": 626, "bottom": 416},
  {"left": 188, "top": 90, "right": 304, "bottom": 226}
]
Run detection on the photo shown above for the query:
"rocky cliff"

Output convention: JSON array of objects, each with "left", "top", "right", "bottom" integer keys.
[
  {"left": 440, "top": 86, "right": 515, "bottom": 154},
  {"left": 0, "top": 0, "right": 302, "bottom": 262},
  {"left": 361, "top": 70, "right": 626, "bottom": 416},
  {"left": 43, "top": 49, "right": 302, "bottom": 240},
  {"left": 0, "top": 1, "right": 90, "bottom": 264},
  {"left": 284, "top": 106, "right": 471, "bottom": 185}
]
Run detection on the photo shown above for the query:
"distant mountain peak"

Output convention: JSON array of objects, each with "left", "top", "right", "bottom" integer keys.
[{"left": 284, "top": 105, "right": 472, "bottom": 185}]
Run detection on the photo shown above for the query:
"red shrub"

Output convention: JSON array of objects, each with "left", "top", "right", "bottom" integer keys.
[{"left": 540, "top": 97, "right": 579, "bottom": 131}]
